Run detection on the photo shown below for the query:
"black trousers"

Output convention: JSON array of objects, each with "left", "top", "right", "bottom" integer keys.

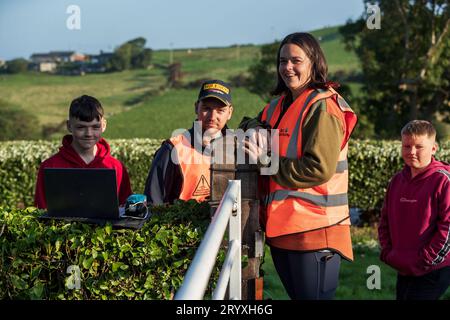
[
  {"left": 270, "top": 246, "right": 341, "bottom": 300},
  {"left": 396, "top": 266, "right": 450, "bottom": 300}
]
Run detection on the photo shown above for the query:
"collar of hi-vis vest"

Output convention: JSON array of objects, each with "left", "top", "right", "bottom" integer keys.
[
  {"left": 265, "top": 88, "right": 339, "bottom": 125},
  {"left": 264, "top": 88, "right": 352, "bottom": 159}
]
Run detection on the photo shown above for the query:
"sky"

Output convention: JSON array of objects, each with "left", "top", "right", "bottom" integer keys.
[{"left": 0, "top": 0, "right": 365, "bottom": 60}]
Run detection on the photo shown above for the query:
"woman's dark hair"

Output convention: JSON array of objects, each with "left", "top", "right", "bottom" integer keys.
[
  {"left": 69, "top": 95, "right": 104, "bottom": 122},
  {"left": 272, "top": 32, "right": 337, "bottom": 96}
]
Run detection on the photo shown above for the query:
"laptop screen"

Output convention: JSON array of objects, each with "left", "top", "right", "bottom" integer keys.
[{"left": 44, "top": 168, "right": 119, "bottom": 219}]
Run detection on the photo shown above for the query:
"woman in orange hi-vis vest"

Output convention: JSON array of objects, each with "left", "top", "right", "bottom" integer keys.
[{"left": 240, "top": 33, "right": 357, "bottom": 299}]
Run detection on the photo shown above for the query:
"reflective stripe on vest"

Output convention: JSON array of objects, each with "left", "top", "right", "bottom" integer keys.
[
  {"left": 260, "top": 88, "right": 357, "bottom": 237},
  {"left": 285, "top": 90, "right": 321, "bottom": 159},
  {"left": 264, "top": 190, "right": 348, "bottom": 207},
  {"left": 264, "top": 97, "right": 281, "bottom": 123},
  {"left": 170, "top": 132, "right": 211, "bottom": 202}
]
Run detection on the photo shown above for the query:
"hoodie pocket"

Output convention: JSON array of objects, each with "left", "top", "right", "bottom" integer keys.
[{"left": 386, "top": 249, "right": 425, "bottom": 275}]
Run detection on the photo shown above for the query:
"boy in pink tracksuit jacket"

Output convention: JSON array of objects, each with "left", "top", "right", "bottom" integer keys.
[{"left": 378, "top": 120, "right": 450, "bottom": 300}]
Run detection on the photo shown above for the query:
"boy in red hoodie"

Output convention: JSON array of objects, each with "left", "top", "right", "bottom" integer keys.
[
  {"left": 34, "top": 95, "right": 132, "bottom": 208},
  {"left": 378, "top": 120, "right": 450, "bottom": 300}
]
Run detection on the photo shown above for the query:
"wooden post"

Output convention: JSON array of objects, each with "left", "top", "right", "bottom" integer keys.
[{"left": 210, "top": 134, "right": 264, "bottom": 300}]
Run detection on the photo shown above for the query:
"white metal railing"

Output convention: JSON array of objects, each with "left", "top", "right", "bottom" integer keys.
[{"left": 174, "top": 180, "right": 241, "bottom": 300}]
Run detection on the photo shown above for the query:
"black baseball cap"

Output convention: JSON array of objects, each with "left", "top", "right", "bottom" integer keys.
[{"left": 197, "top": 80, "right": 232, "bottom": 106}]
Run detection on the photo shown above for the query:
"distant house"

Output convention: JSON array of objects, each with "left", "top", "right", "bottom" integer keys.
[
  {"left": 36, "top": 61, "right": 57, "bottom": 72},
  {"left": 30, "top": 51, "right": 86, "bottom": 63},
  {"left": 29, "top": 50, "right": 115, "bottom": 74},
  {"left": 85, "top": 51, "right": 114, "bottom": 72},
  {"left": 0, "top": 59, "right": 5, "bottom": 68},
  {"left": 29, "top": 53, "right": 57, "bottom": 72},
  {"left": 50, "top": 51, "right": 87, "bottom": 63},
  {"left": 30, "top": 53, "right": 52, "bottom": 63},
  {"left": 30, "top": 51, "right": 87, "bottom": 73},
  {"left": 89, "top": 51, "right": 113, "bottom": 64}
]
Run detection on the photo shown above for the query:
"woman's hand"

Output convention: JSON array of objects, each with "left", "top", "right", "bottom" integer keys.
[{"left": 241, "top": 128, "right": 271, "bottom": 166}]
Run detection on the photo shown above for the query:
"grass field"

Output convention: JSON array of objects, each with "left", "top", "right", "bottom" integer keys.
[
  {"left": 0, "top": 69, "right": 167, "bottom": 127},
  {"left": 263, "top": 248, "right": 450, "bottom": 300},
  {"left": 262, "top": 247, "right": 398, "bottom": 300},
  {"left": 104, "top": 87, "right": 265, "bottom": 139},
  {"left": 152, "top": 45, "right": 262, "bottom": 83},
  {"left": 0, "top": 26, "right": 360, "bottom": 140},
  {"left": 262, "top": 226, "right": 450, "bottom": 300}
]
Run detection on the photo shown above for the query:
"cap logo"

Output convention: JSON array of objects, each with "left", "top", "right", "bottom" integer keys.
[{"left": 203, "top": 83, "right": 229, "bottom": 94}]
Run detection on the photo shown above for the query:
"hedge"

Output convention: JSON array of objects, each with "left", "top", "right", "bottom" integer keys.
[
  {"left": 348, "top": 140, "right": 449, "bottom": 211},
  {"left": 0, "top": 139, "right": 449, "bottom": 211},
  {"left": 0, "top": 201, "right": 219, "bottom": 299}
]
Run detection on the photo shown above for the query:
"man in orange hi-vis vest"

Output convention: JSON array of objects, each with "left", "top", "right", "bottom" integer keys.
[
  {"left": 240, "top": 32, "right": 357, "bottom": 300},
  {"left": 144, "top": 80, "right": 234, "bottom": 205}
]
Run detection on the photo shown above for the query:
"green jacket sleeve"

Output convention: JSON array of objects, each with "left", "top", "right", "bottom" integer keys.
[
  {"left": 272, "top": 100, "right": 344, "bottom": 189},
  {"left": 238, "top": 110, "right": 267, "bottom": 130}
]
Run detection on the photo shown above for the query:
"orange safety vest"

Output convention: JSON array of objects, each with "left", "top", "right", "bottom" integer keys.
[
  {"left": 261, "top": 87, "right": 357, "bottom": 238},
  {"left": 169, "top": 132, "right": 211, "bottom": 202}
]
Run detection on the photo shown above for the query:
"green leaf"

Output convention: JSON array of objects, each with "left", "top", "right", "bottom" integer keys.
[
  {"left": 105, "top": 224, "right": 112, "bottom": 235},
  {"left": 55, "top": 239, "right": 61, "bottom": 252},
  {"left": 30, "top": 266, "right": 42, "bottom": 280},
  {"left": 102, "top": 251, "right": 109, "bottom": 260},
  {"left": 30, "top": 282, "right": 45, "bottom": 299},
  {"left": 12, "top": 258, "right": 24, "bottom": 268},
  {"left": 112, "top": 262, "right": 123, "bottom": 272},
  {"left": 144, "top": 275, "right": 154, "bottom": 289},
  {"left": 187, "top": 230, "right": 197, "bottom": 238},
  {"left": 82, "top": 257, "right": 94, "bottom": 269},
  {"left": 11, "top": 275, "right": 28, "bottom": 290},
  {"left": 132, "top": 259, "right": 140, "bottom": 266},
  {"left": 97, "top": 235, "right": 105, "bottom": 244}
]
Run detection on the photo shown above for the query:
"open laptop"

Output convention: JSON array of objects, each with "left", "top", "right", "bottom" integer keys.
[{"left": 40, "top": 168, "right": 148, "bottom": 229}]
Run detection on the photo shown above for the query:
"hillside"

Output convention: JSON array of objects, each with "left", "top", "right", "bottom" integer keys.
[{"left": 0, "top": 26, "right": 360, "bottom": 139}]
